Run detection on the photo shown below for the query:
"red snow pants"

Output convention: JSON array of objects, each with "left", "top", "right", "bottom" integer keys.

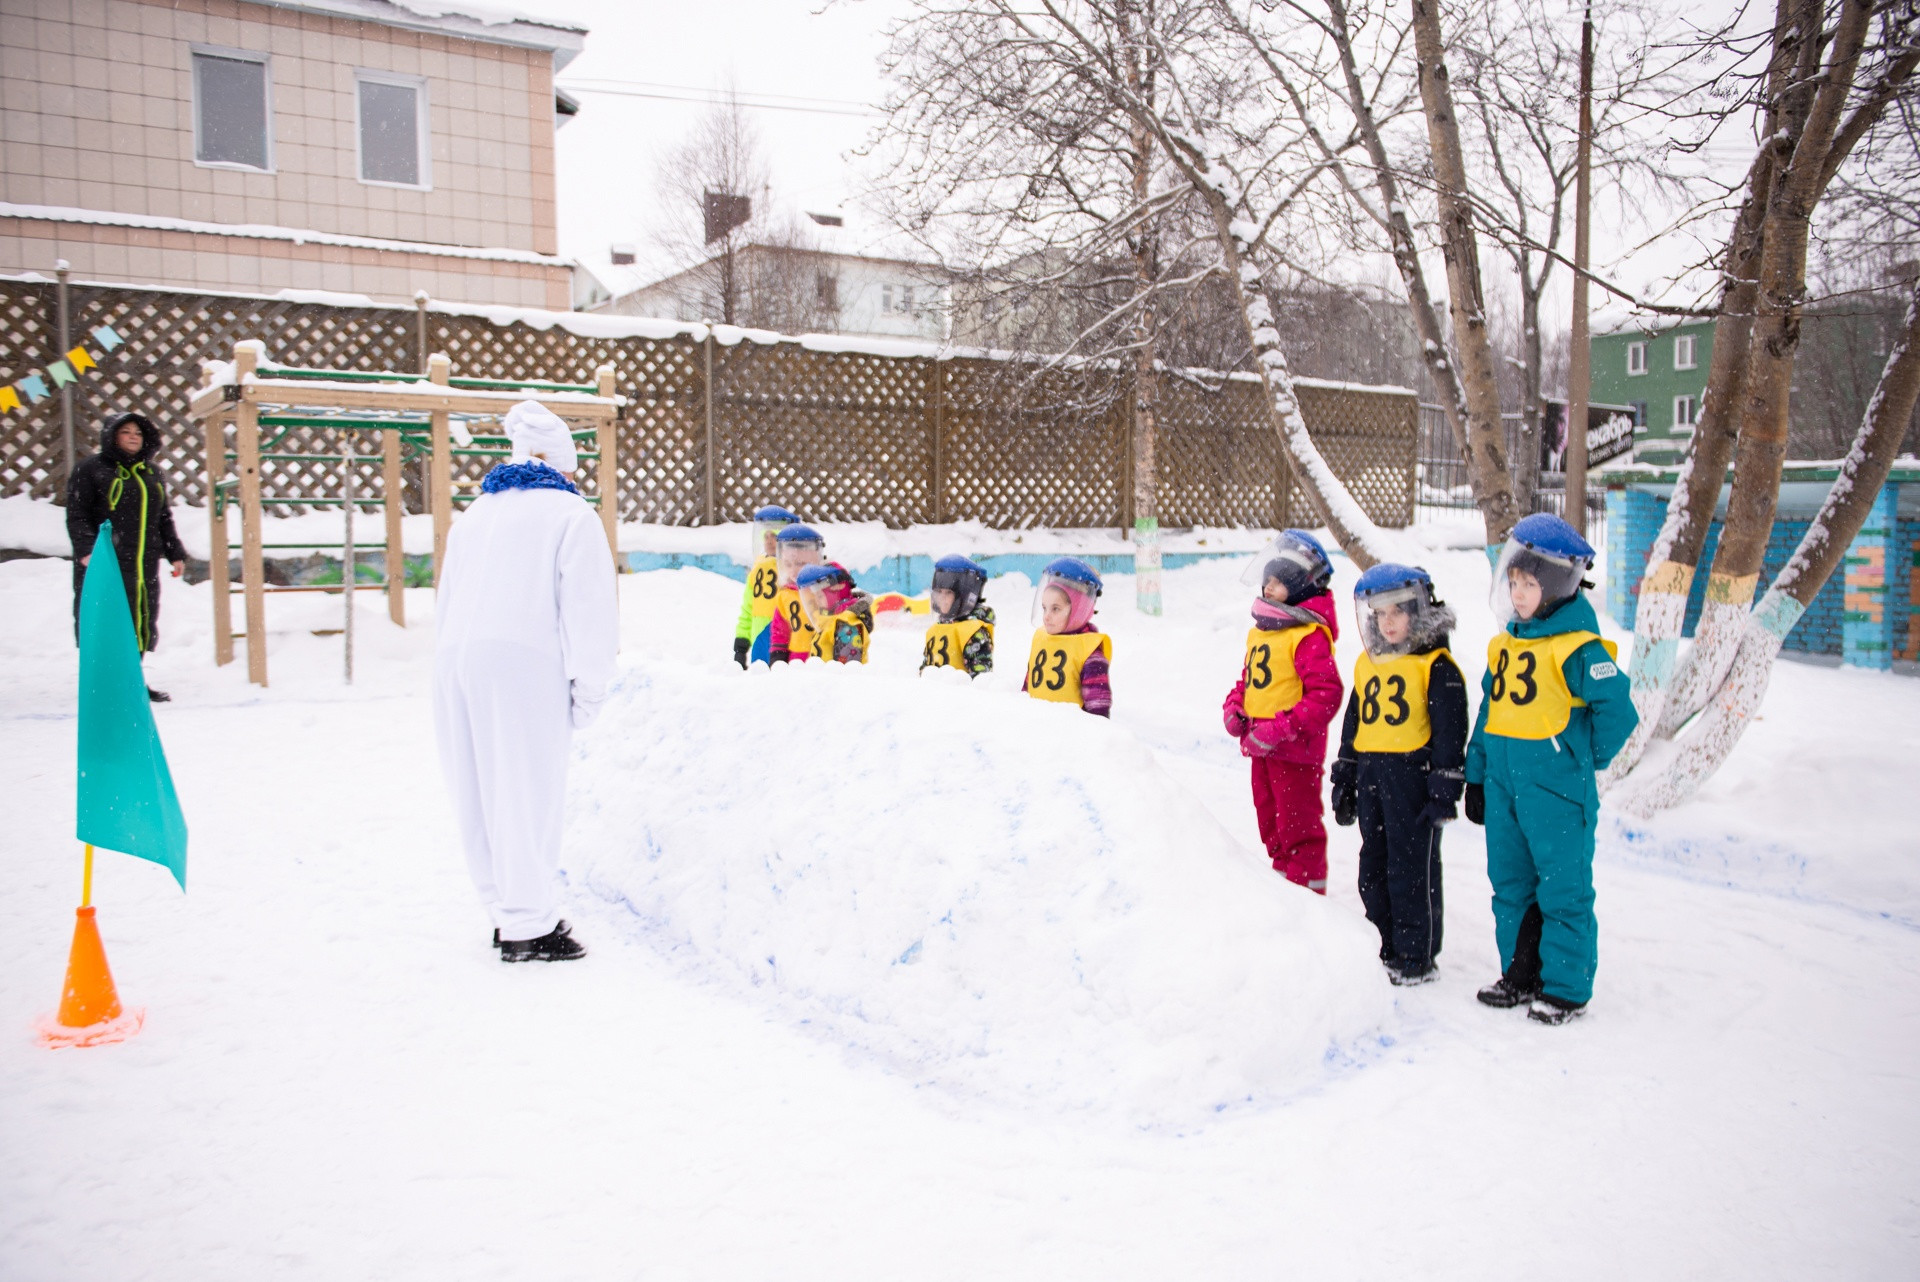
[{"left": 1251, "top": 756, "right": 1328, "bottom": 893}]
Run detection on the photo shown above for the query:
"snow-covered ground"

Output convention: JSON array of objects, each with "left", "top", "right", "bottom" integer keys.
[{"left": 3, "top": 526, "right": 1917, "bottom": 1278}]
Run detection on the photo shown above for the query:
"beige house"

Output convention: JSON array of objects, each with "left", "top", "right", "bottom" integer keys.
[{"left": 0, "top": 0, "right": 586, "bottom": 308}]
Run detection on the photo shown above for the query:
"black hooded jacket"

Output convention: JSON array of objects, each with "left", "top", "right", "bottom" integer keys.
[{"left": 66, "top": 413, "right": 189, "bottom": 570}]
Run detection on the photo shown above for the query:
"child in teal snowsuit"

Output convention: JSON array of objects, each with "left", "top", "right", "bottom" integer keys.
[{"left": 1465, "top": 514, "right": 1637, "bottom": 1026}]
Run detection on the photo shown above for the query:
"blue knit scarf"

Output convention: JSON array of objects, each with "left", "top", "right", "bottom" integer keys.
[{"left": 480, "top": 461, "right": 580, "bottom": 495}]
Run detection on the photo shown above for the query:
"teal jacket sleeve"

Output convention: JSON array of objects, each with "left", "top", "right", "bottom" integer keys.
[
  {"left": 1563, "top": 638, "right": 1638, "bottom": 770},
  {"left": 1464, "top": 665, "right": 1492, "bottom": 784}
]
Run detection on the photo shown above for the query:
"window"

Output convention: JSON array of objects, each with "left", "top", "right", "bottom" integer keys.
[
  {"left": 1674, "top": 333, "right": 1697, "bottom": 370},
  {"left": 1673, "top": 395, "right": 1698, "bottom": 430},
  {"left": 356, "top": 71, "right": 430, "bottom": 188},
  {"left": 815, "top": 272, "right": 839, "bottom": 311},
  {"left": 1630, "top": 400, "right": 1648, "bottom": 425},
  {"left": 1627, "top": 341, "right": 1647, "bottom": 376},
  {"left": 192, "top": 48, "right": 271, "bottom": 170}
]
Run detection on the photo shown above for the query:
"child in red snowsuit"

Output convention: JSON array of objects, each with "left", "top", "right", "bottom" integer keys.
[{"left": 1222, "top": 531, "right": 1344, "bottom": 892}]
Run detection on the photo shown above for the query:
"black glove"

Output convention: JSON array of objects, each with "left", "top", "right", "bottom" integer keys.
[
  {"left": 733, "top": 636, "right": 750, "bottom": 669},
  {"left": 1464, "top": 783, "right": 1485, "bottom": 826},
  {"left": 1418, "top": 798, "right": 1456, "bottom": 827},
  {"left": 1331, "top": 782, "right": 1358, "bottom": 827}
]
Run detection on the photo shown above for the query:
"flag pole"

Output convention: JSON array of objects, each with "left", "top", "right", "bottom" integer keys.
[{"left": 82, "top": 842, "right": 94, "bottom": 908}]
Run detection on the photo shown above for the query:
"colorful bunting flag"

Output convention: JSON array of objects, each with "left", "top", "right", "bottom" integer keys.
[{"left": 4, "top": 324, "right": 129, "bottom": 412}]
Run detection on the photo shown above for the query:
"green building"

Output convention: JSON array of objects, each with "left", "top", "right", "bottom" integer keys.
[{"left": 1589, "top": 319, "right": 1715, "bottom": 466}]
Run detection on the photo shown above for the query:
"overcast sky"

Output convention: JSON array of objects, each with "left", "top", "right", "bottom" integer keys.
[{"left": 545, "top": 0, "right": 1761, "bottom": 328}]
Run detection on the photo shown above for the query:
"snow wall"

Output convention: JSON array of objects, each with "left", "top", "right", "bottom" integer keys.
[{"left": 568, "top": 656, "right": 1394, "bottom": 1125}]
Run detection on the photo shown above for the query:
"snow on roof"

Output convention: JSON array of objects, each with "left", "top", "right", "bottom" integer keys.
[
  {"left": 253, "top": 0, "right": 587, "bottom": 69},
  {"left": 0, "top": 203, "right": 572, "bottom": 268}
]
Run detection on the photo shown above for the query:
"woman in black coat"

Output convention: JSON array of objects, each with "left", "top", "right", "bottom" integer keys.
[{"left": 66, "top": 412, "right": 189, "bottom": 701}]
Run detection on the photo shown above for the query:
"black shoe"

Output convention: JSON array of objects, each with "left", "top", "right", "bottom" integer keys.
[
  {"left": 491, "top": 929, "right": 501, "bottom": 950},
  {"left": 1527, "top": 994, "right": 1587, "bottom": 1025},
  {"left": 1476, "top": 975, "right": 1542, "bottom": 1008},
  {"left": 499, "top": 920, "right": 586, "bottom": 963},
  {"left": 1389, "top": 963, "right": 1439, "bottom": 987},
  {"left": 147, "top": 687, "right": 171, "bottom": 702}
]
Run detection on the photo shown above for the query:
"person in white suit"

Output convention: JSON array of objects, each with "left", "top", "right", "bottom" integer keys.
[{"left": 433, "top": 400, "right": 618, "bottom": 962}]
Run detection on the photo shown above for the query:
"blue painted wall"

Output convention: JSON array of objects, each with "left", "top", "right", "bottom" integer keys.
[
  {"left": 1606, "top": 484, "right": 1915, "bottom": 658},
  {"left": 623, "top": 549, "right": 1250, "bottom": 594}
]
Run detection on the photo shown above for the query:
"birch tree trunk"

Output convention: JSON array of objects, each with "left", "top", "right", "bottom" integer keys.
[
  {"left": 1123, "top": 3, "right": 1164, "bottom": 615},
  {"left": 1615, "top": 273, "right": 1920, "bottom": 814},
  {"left": 1410, "top": 0, "right": 1520, "bottom": 544},
  {"left": 1651, "top": 0, "right": 1874, "bottom": 736}
]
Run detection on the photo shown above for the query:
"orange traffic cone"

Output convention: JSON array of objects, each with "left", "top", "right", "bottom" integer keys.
[{"left": 36, "top": 905, "right": 144, "bottom": 1048}]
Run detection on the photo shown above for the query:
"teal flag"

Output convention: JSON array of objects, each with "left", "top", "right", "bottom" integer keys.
[{"left": 76, "top": 529, "right": 188, "bottom": 888}]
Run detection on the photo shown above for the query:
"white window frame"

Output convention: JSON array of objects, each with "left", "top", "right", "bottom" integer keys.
[
  {"left": 1674, "top": 333, "right": 1697, "bottom": 370},
  {"left": 1626, "top": 341, "right": 1647, "bottom": 376},
  {"left": 1673, "top": 394, "right": 1698, "bottom": 431},
  {"left": 353, "top": 69, "right": 432, "bottom": 191},
  {"left": 191, "top": 44, "right": 274, "bottom": 174}
]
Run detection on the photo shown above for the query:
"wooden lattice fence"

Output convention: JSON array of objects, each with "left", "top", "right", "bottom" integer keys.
[{"left": 2, "top": 278, "right": 1416, "bottom": 530}]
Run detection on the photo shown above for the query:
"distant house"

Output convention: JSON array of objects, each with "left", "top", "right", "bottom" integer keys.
[
  {"left": 0, "top": 0, "right": 588, "bottom": 309},
  {"left": 1590, "top": 320, "right": 1714, "bottom": 466},
  {"left": 596, "top": 244, "right": 953, "bottom": 343}
]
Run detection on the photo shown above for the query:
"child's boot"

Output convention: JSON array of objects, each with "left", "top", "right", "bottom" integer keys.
[{"left": 1527, "top": 994, "right": 1587, "bottom": 1025}]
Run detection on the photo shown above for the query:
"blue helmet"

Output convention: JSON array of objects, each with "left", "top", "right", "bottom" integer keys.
[
  {"left": 930, "top": 554, "right": 988, "bottom": 622},
  {"left": 1249, "top": 529, "right": 1333, "bottom": 600},
  {"left": 775, "top": 524, "right": 824, "bottom": 547},
  {"left": 753, "top": 504, "right": 801, "bottom": 525},
  {"left": 1040, "top": 556, "right": 1103, "bottom": 594},
  {"left": 1509, "top": 513, "right": 1594, "bottom": 561},
  {"left": 795, "top": 562, "right": 848, "bottom": 589},
  {"left": 1495, "top": 513, "right": 1594, "bottom": 619},
  {"left": 1354, "top": 562, "right": 1432, "bottom": 600}
]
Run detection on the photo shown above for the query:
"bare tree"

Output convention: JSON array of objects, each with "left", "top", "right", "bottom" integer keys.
[
  {"left": 1605, "top": 0, "right": 1918, "bottom": 802},
  {"left": 650, "top": 95, "right": 836, "bottom": 330},
  {"left": 1452, "top": 0, "right": 1695, "bottom": 510}
]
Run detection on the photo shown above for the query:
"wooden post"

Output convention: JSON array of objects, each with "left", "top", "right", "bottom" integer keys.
[
  {"left": 1120, "top": 385, "right": 1136, "bottom": 533},
  {"left": 596, "top": 363, "right": 619, "bottom": 560},
  {"left": 234, "top": 342, "right": 268, "bottom": 687},
  {"left": 342, "top": 434, "right": 355, "bottom": 684},
  {"left": 927, "top": 357, "right": 944, "bottom": 524},
  {"left": 428, "top": 352, "right": 452, "bottom": 586},
  {"left": 1272, "top": 384, "right": 1291, "bottom": 530},
  {"left": 56, "top": 260, "right": 74, "bottom": 493},
  {"left": 201, "top": 363, "right": 233, "bottom": 666},
  {"left": 703, "top": 331, "right": 717, "bottom": 524},
  {"left": 1565, "top": 3, "right": 1595, "bottom": 537},
  {"left": 382, "top": 424, "right": 405, "bottom": 625}
]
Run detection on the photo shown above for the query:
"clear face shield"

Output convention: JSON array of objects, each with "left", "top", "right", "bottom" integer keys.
[
  {"left": 777, "top": 538, "right": 824, "bottom": 587},
  {"left": 1240, "top": 532, "right": 1326, "bottom": 603},
  {"left": 930, "top": 567, "right": 984, "bottom": 623},
  {"left": 1356, "top": 584, "right": 1426, "bottom": 655},
  {"left": 1032, "top": 571, "right": 1095, "bottom": 633},
  {"left": 753, "top": 519, "right": 793, "bottom": 560},
  {"left": 1490, "top": 541, "right": 1589, "bottom": 625},
  {"left": 800, "top": 575, "right": 848, "bottom": 628}
]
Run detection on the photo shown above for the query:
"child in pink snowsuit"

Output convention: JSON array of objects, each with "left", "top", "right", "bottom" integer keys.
[{"left": 1223, "top": 531, "right": 1344, "bottom": 892}]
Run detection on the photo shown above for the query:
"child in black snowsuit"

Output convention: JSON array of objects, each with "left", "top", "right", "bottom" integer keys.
[{"left": 1329, "top": 564, "right": 1469, "bottom": 985}]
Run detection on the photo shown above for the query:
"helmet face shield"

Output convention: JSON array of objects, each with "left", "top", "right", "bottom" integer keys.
[
  {"left": 797, "top": 567, "right": 849, "bottom": 627},
  {"left": 1241, "top": 530, "right": 1333, "bottom": 602},
  {"left": 930, "top": 563, "right": 986, "bottom": 623},
  {"left": 1356, "top": 584, "right": 1426, "bottom": 655},
  {"left": 1491, "top": 539, "right": 1588, "bottom": 624},
  {"left": 776, "top": 537, "right": 824, "bottom": 586},
  {"left": 1033, "top": 569, "right": 1099, "bottom": 632}
]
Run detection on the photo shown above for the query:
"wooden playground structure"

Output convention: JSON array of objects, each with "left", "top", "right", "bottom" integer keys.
[{"left": 188, "top": 341, "right": 622, "bottom": 686}]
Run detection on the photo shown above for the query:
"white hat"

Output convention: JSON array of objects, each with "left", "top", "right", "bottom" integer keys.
[{"left": 502, "top": 400, "right": 578, "bottom": 473}]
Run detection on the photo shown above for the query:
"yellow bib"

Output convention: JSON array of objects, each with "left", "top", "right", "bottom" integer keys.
[
  {"left": 1242, "top": 624, "right": 1330, "bottom": 719},
  {"left": 1483, "top": 631, "right": 1618, "bottom": 740},
  {"left": 1025, "top": 631, "right": 1112, "bottom": 704},
  {"left": 773, "top": 587, "right": 816, "bottom": 659},
  {"left": 810, "top": 610, "right": 871, "bottom": 664},
  {"left": 1352, "top": 649, "right": 1448, "bottom": 753},
  {"left": 922, "top": 618, "right": 991, "bottom": 670},
  {"left": 747, "top": 556, "right": 781, "bottom": 622}
]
